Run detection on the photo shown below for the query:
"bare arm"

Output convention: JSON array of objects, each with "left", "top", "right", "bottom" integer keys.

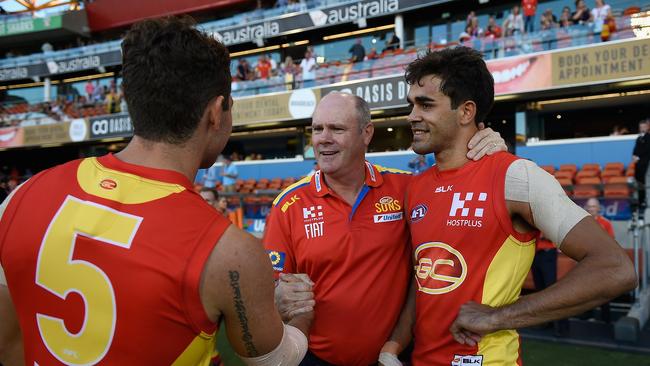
[
  {"left": 450, "top": 161, "right": 637, "bottom": 342},
  {"left": 0, "top": 285, "right": 23, "bottom": 366},
  {"left": 381, "top": 279, "right": 416, "bottom": 357},
  {"left": 201, "top": 226, "right": 311, "bottom": 358},
  {"left": 466, "top": 124, "right": 507, "bottom": 161}
]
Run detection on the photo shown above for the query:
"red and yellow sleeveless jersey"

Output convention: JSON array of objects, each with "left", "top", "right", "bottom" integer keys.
[
  {"left": 407, "top": 152, "right": 538, "bottom": 366},
  {"left": 264, "top": 162, "right": 412, "bottom": 366},
  {"left": 0, "top": 153, "right": 229, "bottom": 365}
]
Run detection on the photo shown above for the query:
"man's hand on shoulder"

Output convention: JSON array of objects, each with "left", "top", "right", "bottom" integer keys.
[{"left": 467, "top": 123, "right": 507, "bottom": 161}]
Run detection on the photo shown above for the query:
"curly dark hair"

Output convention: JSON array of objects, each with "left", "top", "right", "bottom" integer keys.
[
  {"left": 405, "top": 47, "right": 494, "bottom": 125},
  {"left": 121, "top": 16, "right": 231, "bottom": 144}
]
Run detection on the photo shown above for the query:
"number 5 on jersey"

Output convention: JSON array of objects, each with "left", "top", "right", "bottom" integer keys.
[{"left": 35, "top": 196, "right": 142, "bottom": 365}]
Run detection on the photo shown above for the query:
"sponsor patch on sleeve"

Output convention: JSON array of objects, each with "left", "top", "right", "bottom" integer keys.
[{"left": 266, "top": 250, "right": 286, "bottom": 271}]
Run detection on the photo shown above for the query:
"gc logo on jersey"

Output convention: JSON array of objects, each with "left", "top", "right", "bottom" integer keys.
[
  {"left": 414, "top": 242, "right": 467, "bottom": 295},
  {"left": 267, "top": 250, "right": 286, "bottom": 271},
  {"left": 410, "top": 204, "right": 428, "bottom": 223}
]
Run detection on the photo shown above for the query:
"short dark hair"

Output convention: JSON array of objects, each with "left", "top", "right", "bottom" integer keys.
[
  {"left": 405, "top": 47, "right": 494, "bottom": 125},
  {"left": 121, "top": 16, "right": 231, "bottom": 144}
]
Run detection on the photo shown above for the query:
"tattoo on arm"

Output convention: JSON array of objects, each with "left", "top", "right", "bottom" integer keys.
[{"left": 229, "top": 270, "right": 259, "bottom": 357}]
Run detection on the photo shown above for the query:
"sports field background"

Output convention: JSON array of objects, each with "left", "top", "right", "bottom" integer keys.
[{"left": 216, "top": 326, "right": 650, "bottom": 366}]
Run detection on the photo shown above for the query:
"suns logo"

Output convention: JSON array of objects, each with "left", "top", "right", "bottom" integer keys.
[{"left": 99, "top": 179, "right": 117, "bottom": 190}]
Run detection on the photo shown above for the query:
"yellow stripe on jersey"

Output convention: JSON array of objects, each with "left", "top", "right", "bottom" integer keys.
[
  {"left": 477, "top": 235, "right": 535, "bottom": 365},
  {"left": 77, "top": 158, "right": 186, "bottom": 204},
  {"left": 375, "top": 165, "right": 411, "bottom": 175},
  {"left": 171, "top": 331, "right": 217, "bottom": 366},
  {"left": 272, "top": 176, "right": 311, "bottom": 206}
]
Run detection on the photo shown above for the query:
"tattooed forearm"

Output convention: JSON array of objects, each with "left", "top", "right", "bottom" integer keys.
[{"left": 229, "top": 270, "right": 259, "bottom": 357}]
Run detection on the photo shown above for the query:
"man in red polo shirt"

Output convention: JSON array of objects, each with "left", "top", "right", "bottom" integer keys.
[{"left": 263, "top": 92, "right": 507, "bottom": 366}]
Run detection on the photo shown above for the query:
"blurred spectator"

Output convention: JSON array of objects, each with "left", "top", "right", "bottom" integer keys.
[
  {"left": 275, "top": 0, "right": 288, "bottom": 8},
  {"left": 542, "top": 8, "right": 558, "bottom": 25},
  {"left": 584, "top": 197, "right": 615, "bottom": 323},
  {"left": 485, "top": 15, "right": 503, "bottom": 38},
  {"left": 559, "top": 6, "right": 573, "bottom": 28},
  {"left": 256, "top": 55, "right": 272, "bottom": 79},
  {"left": 202, "top": 164, "right": 220, "bottom": 189},
  {"left": 215, "top": 196, "right": 229, "bottom": 216},
  {"left": 236, "top": 58, "right": 253, "bottom": 81},
  {"left": 383, "top": 33, "right": 400, "bottom": 52},
  {"left": 591, "top": 0, "right": 613, "bottom": 39},
  {"left": 585, "top": 198, "right": 615, "bottom": 237},
  {"left": 299, "top": 48, "right": 316, "bottom": 88},
  {"left": 92, "top": 80, "right": 103, "bottom": 102},
  {"left": 611, "top": 125, "right": 630, "bottom": 135},
  {"left": 268, "top": 54, "right": 278, "bottom": 76},
  {"left": 571, "top": 0, "right": 590, "bottom": 25},
  {"left": 105, "top": 87, "right": 120, "bottom": 114},
  {"left": 531, "top": 233, "right": 568, "bottom": 335},
  {"left": 522, "top": 0, "right": 538, "bottom": 33},
  {"left": 468, "top": 16, "right": 483, "bottom": 37},
  {"left": 281, "top": 55, "right": 299, "bottom": 88},
  {"left": 540, "top": 17, "right": 557, "bottom": 50},
  {"left": 287, "top": 0, "right": 306, "bottom": 13},
  {"left": 85, "top": 80, "right": 95, "bottom": 100},
  {"left": 366, "top": 47, "right": 379, "bottom": 60},
  {"left": 466, "top": 10, "right": 476, "bottom": 26},
  {"left": 348, "top": 38, "right": 366, "bottom": 63},
  {"left": 408, "top": 155, "right": 429, "bottom": 175},
  {"left": 459, "top": 25, "right": 473, "bottom": 43},
  {"left": 504, "top": 5, "right": 525, "bottom": 35},
  {"left": 41, "top": 42, "right": 53, "bottom": 54},
  {"left": 221, "top": 155, "right": 238, "bottom": 193},
  {"left": 200, "top": 188, "right": 218, "bottom": 208},
  {"left": 633, "top": 119, "right": 650, "bottom": 210}
]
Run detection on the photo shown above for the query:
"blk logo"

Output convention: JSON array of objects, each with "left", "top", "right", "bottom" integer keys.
[{"left": 449, "top": 192, "right": 487, "bottom": 217}]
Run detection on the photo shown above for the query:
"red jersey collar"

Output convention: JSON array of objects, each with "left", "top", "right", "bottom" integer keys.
[
  {"left": 311, "top": 161, "right": 383, "bottom": 197},
  {"left": 97, "top": 153, "right": 195, "bottom": 191}
]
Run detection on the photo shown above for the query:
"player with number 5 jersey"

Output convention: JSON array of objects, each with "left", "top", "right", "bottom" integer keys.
[{"left": 0, "top": 17, "right": 312, "bottom": 366}]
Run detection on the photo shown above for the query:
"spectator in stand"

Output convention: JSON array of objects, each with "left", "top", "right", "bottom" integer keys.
[
  {"left": 41, "top": 42, "right": 54, "bottom": 54},
  {"left": 504, "top": 5, "right": 525, "bottom": 35},
  {"left": 92, "top": 80, "right": 103, "bottom": 102},
  {"left": 408, "top": 155, "right": 429, "bottom": 175},
  {"left": 299, "top": 48, "right": 317, "bottom": 88},
  {"left": 559, "top": 6, "right": 573, "bottom": 28},
  {"left": 633, "top": 118, "right": 650, "bottom": 211},
  {"left": 466, "top": 10, "right": 476, "bottom": 26},
  {"left": 236, "top": 58, "right": 253, "bottom": 81},
  {"left": 584, "top": 197, "right": 615, "bottom": 323},
  {"left": 281, "top": 55, "right": 298, "bottom": 88},
  {"left": 348, "top": 38, "right": 366, "bottom": 63},
  {"left": 485, "top": 15, "right": 503, "bottom": 38},
  {"left": 256, "top": 55, "right": 272, "bottom": 79},
  {"left": 459, "top": 25, "right": 473, "bottom": 43},
  {"left": 383, "top": 33, "right": 401, "bottom": 52},
  {"left": 221, "top": 155, "right": 238, "bottom": 193},
  {"left": 540, "top": 17, "right": 557, "bottom": 50},
  {"left": 202, "top": 163, "right": 220, "bottom": 189},
  {"left": 585, "top": 198, "right": 615, "bottom": 237},
  {"left": 85, "top": 80, "right": 95, "bottom": 100},
  {"left": 571, "top": 0, "right": 591, "bottom": 25},
  {"left": 468, "top": 16, "right": 483, "bottom": 37},
  {"left": 105, "top": 87, "right": 120, "bottom": 114},
  {"left": 522, "top": 0, "right": 538, "bottom": 33},
  {"left": 268, "top": 54, "right": 278, "bottom": 76},
  {"left": 200, "top": 188, "right": 218, "bottom": 208},
  {"left": 366, "top": 47, "right": 379, "bottom": 60},
  {"left": 542, "top": 8, "right": 558, "bottom": 25},
  {"left": 591, "top": 0, "right": 613, "bottom": 39},
  {"left": 215, "top": 196, "right": 229, "bottom": 216}
]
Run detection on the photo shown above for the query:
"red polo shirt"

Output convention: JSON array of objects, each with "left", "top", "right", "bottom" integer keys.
[{"left": 263, "top": 162, "right": 412, "bottom": 366}]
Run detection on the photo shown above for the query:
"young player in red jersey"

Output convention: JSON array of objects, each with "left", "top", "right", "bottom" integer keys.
[
  {"left": 381, "top": 47, "right": 637, "bottom": 366},
  {"left": 265, "top": 92, "right": 508, "bottom": 366},
  {"left": 0, "top": 17, "right": 311, "bottom": 365}
]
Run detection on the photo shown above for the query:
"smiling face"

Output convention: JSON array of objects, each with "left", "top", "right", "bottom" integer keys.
[
  {"left": 311, "top": 93, "right": 373, "bottom": 179},
  {"left": 407, "top": 76, "right": 461, "bottom": 155}
]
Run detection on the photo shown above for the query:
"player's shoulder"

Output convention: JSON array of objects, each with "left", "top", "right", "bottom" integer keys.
[{"left": 272, "top": 175, "right": 312, "bottom": 207}]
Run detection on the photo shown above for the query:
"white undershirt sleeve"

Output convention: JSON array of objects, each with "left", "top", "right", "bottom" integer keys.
[{"left": 505, "top": 159, "right": 589, "bottom": 247}]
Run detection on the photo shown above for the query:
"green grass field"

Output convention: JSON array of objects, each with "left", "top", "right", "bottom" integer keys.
[{"left": 217, "top": 326, "right": 650, "bottom": 366}]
